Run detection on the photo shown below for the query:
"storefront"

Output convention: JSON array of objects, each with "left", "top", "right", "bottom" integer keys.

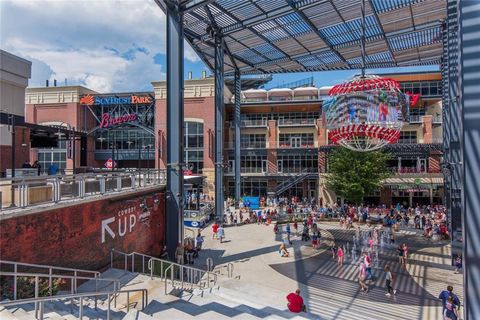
[{"left": 80, "top": 93, "right": 155, "bottom": 169}]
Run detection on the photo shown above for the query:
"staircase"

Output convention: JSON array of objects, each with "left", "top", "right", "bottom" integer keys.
[
  {"left": 276, "top": 169, "right": 318, "bottom": 195},
  {"left": 1, "top": 253, "right": 316, "bottom": 319}
]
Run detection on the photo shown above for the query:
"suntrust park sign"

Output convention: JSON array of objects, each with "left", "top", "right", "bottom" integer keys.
[{"left": 80, "top": 94, "right": 152, "bottom": 106}]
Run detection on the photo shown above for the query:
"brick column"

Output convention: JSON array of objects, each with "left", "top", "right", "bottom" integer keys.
[
  {"left": 428, "top": 154, "right": 441, "bottom": 173},
  {"left": 267, "top": 120, "right": 277, "bottom": 173},
  {"left": 316, "top": 118, "right": 327, "bottom": 146},
  {"left": 421, "top": 115, "right": 433, "bottom": 144},
  {"left": 380, "top": 186, "right": 392, "bottom": 207}
]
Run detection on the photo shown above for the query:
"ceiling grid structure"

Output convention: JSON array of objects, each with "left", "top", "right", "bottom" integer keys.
[{"left": 157, "top": 0, "right": 446, "bottom": 75}]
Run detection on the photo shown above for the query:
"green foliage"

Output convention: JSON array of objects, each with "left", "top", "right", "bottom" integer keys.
[
  {"left": 325, "top": 148, "right": 392, "bottom": 204},
  {"left": 0, "top": 276, "right": 65, "bottom": 300}
]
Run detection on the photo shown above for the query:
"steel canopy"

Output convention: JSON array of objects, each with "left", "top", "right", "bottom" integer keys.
[{"left": 155, "top": 0, "right": 446, "bottom": 75}]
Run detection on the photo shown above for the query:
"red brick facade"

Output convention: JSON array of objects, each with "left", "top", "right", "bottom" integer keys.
[{"left": 0, "top": 189, "right": 166, "bottom": 270}]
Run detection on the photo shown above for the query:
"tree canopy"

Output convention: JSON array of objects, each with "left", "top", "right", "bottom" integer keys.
[{"left": 325, "top": 148, "right": 392, "bottom": 204}]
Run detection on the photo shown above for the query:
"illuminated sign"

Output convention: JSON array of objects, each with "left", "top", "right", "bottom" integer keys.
[
  {"left": 99, "top": 112, "right": 137, "bottom": 129},
  {"left": 80, "top": 94, "right": 152, "bottom": 106}
]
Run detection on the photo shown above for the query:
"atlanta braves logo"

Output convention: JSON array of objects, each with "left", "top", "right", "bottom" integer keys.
[
  {"left": 405, "top": 91, "right": 420, "bottom": 107},
  {"left": 79, "top": 94, "right": 94, "bottom": 105}
]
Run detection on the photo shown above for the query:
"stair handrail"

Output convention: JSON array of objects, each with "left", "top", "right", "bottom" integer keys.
[
  {"left": 0, "top": 260, "right": 101, "bottom": 278},
  {"left": 0, "top": 271, "right": 121, "bottom": 302},
  {"left": 163, "top": 261, "right": 217, "bottom": 296},
  {"left": 111, "top": 249, "right": 217, "bottom": 288},
  {"left": 0, "top": 288, "right": 148, "bottom": 320}
]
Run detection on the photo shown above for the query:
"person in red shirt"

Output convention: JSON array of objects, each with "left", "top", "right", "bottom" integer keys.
[
  {"left": 286, "top": 289, "right": 305, "bottom": 313},
  {"left": 212, "top": 222, "right": 219, "bottom": 239}
]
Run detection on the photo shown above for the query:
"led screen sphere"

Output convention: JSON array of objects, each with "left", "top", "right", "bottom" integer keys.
[{"left": 323, "top": 74, "right": 410, "bottom": 152}]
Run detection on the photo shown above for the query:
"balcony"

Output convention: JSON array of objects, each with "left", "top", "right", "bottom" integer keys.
[
  {"left": 278, "top": 118, "right": 316, "bottom": 127},
  {"left": 408, "top": 115, "right": 423, "bottom": 123},
  {"left": 432, "top": 115, "right": 442, "bottom": 124}
]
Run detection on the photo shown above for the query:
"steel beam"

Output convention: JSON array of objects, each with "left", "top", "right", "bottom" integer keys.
[
  {"left": 214, "top": 35, "right": 225, "bottom": 222},
  {"left": 234, "top": 70, "right": 241, "bottom": 208},
  {"left": 459, "top": 1, "right": 480, "bottom": 318},
  {"left": 165, "top": 1, "right": 185, "bottom": 259},
  {"left": 444, "top": 0, "right": 463, "bottom": 266}
]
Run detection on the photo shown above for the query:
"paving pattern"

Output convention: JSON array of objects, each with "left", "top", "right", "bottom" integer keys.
[{"left": 199, "top": 221, "right": 464, "bottom": 320}]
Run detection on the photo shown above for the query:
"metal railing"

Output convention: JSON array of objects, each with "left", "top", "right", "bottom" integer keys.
[
  {"left": 240, "top": 119, "right": 268, "bottom": 127},
  {"left": 278, "top": 118, "right": 316, "bottom": 126},
  {"left": 0, "top": 288, "right": 148, "bottom": 320},
  {"left": 110, "top": 250, "right": 217, "bottom": 296},
  {"left": 0, "top": 169, "right": 166, "bottom": 211},
  {"left": 0, "top": 260, "right": 120, "bottom": 300}
]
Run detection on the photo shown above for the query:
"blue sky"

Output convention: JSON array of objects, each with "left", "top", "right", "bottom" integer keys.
[{"left": 1, "top": 0, "right": 439, "bottom": 93}]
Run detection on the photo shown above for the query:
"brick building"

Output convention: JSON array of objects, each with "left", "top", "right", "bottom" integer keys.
[{"left": 23, "top": 71, "right": 443, "bottom": 206}]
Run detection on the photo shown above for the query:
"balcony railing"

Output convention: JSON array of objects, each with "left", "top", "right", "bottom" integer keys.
[
  {"left": 389, "top": 167, "right": 441, "bottom": 174},
  {"left": 278, "top": 142, "right": 316, "bottom": 148},
  {"left": 278, "top": 118, "right": 316, "bottom": 126},
  {"left": 240, "top": 119, "right": 268, "bottom": 127},
  {"left": 408, "top": 115, "right": 423, "bottom": 123},
  {"left": 432, "top": 115, "right": 442, "bottom": 123},
  {"left": 225, "top": 142, "right": 266, "bottom": 149}
]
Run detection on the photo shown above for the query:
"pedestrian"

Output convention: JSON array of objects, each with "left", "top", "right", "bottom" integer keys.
[
  {"left": 286, "top": 289, "right": 306, "bottom": 313},
  {"left": 444, "top": 296, "right": 459, "bottom": 320},
  {"left": 175, "top": 242, "right": 184, "bottom": 265},
  {"left": 403, "top": 243, "right": 409, "bottom": 265},
  {"left": 217, "top": 225, "right": 225, "bottom": 243},
  {"left": 384, "top": 266, "right": 396, "bottom": 297},
  {"left": 311, "top": 233, "right": 318, "bottom": 249},
  {"left": 279, "top": 243, "right": 290, "bottom": 257},
  {"left": 286, "top": 223, "right": 292, "bottom": 244},
  {"left": 212, "top": 221, "right": 219, "bottom": 239},
  {"left": 439, "top": 285, "right": 460, "bottom": 319},
  {"left": 364, "top": 252, "right": 373, "bottom": 280},
  {"left": 195, "top": 232, "right": 204, "bottom": 251},
  {"left": 397, "top": 244, "right": 405, "bottom": 266},
  {"left": 358, "top": 262, "right": 368, "bottom": 293},
  {"left": 337, "top": 246, "right": 344, "bottom": 266},
  {"left": 293, "top": 221, "right": 298, "bottom": 237},
  {"left": 331, "top": 246, "right": 337, "bottom": 260},
  {"left": 32, "top": 160, "right": 41, "bottom": 175},
  {"left": 454, "top": 254, "right": 462, "bottom": 274}
]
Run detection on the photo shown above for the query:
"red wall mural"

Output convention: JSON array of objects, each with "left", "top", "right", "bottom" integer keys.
[{"left": 0, "top": 189, "right": 166, "bottom": 271}]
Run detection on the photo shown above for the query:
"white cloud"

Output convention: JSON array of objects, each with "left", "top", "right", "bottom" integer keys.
[{"left": 0, "top": 0, "right": 198, "bottom": 92}]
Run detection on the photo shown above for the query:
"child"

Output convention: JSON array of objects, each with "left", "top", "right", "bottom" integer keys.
[
  {"left": 331, "top": 246, "right": 337, "bottom": 260},
  {"left": 384, "top": 266, "right": 396, "bottom": 297},
  {"left": 311, "top": 233, "right": 318, "bottom": 249},
  {"left": 454, "top": 254, "right": 462, "bottom": 274},
  {"left": 337, "top": 247, "right": 344, "bottom": 266},
  {"left": 444, "top": 296, "right": 458, "bottom": 320}
]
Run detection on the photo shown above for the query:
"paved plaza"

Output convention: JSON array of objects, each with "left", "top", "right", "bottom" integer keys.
[{"left": 196, "top": 220, "right": 463, "bottom": 320}]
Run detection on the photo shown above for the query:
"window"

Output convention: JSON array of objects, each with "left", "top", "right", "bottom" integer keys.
[
  {"left": 240, "top": 134, "right": 266, "bottom": 148},
  {"left": 279, "top": 133, "right": 314, "bottom": 147},
  {"left": 278, "top": 153, "right": 318, "bottom": 173},
  {"left": 227, "top": 179, "right": 267, "bottom": 197},
  {"left": 240, "top": 155, "right": 267, "bottom": 173},
  {"left": 398, "top": 131, "right": 417, "bottom": 144},
  {"left": 37, "top": 134, "right": 67, "bottom": 174},
  {"left": 184, "top": 121, "right": 204, "bottom": 174}
]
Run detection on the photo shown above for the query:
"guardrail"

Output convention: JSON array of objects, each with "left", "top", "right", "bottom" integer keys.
[
  {"left": 0, "top": 169, "right": 166, "bottom": 212},
  {"left": 0, "top": 288, "right": 148, "bottom": 320}
]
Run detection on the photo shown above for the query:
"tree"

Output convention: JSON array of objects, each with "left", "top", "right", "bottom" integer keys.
[{"left": 325, "top": 147, "right": 392, "bottom": 204}]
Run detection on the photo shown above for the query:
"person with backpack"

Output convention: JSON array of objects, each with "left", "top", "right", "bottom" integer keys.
[
  {"left": 384, "top": 265, "right": 397, "bottom": 297},
  {"left": 439, "top": 286, "right": 460, "bottom": 320}
]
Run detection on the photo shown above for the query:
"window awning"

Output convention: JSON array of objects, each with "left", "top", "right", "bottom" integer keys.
[{"left": 154, "top": 0, "right": 446, "bottom": 75}]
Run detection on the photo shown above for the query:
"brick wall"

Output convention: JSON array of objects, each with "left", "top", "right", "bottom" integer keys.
[
  {"left": 0, "top": 126, "right": 31, "bottom": 175},
  {"left": 0, "top": 189, "right": 166, "bottom": 270}
]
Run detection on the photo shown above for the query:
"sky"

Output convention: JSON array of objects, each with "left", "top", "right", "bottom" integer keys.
[{"left": 1, "top": 0, "right": 439, "bottom": 93}]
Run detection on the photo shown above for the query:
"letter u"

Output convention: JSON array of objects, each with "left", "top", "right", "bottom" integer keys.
[{"left": 118, "top": 216, "right": 127, "bottom": 236}]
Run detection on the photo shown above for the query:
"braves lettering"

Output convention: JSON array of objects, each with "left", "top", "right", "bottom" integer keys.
[{"left": 99, "top": 113, "right": 137, "bottom": 129}]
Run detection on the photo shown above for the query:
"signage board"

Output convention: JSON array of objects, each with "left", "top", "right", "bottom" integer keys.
[{"left": 104, "top": 158, "right": 117, "bottom": 169}]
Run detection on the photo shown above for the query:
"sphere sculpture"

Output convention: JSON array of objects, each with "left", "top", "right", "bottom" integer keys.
[{"left": 322, "top": 74, "right": 410, "bottom": 152}]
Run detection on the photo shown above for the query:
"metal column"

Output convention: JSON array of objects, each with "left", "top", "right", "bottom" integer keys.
[
  {"left": 459, "top": 1, "right": 480, "bottom": 318},
  {"left": 165, "top": 1, "right": 184, "bottom": 259},
  {"left": 214, "top": 35, "right": 224, "bottom": 222},
  {"left": 234, "top": 70, "right": 241, "bottom": 207},
  {"left": 443, "top": 0, "right": 463, "bottom": 264}
]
